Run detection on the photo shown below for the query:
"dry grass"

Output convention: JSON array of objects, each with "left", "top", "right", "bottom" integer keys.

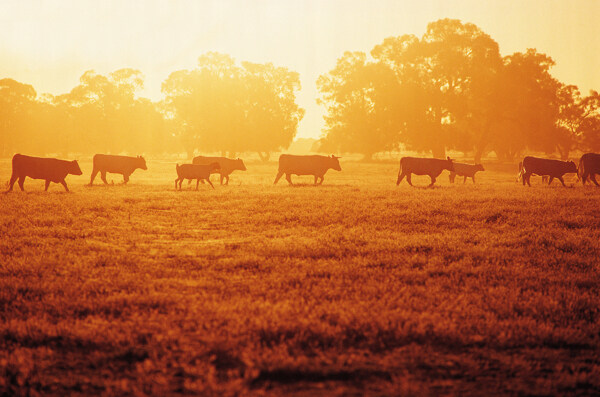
[{"left": 1, "top": 159, "right": 599, "bottom": 396}]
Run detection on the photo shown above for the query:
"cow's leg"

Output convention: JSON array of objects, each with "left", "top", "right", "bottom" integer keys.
[
  {"left": 175, "top": 178, "right": 179, "bottom": 190},
  {"left": 17, "top": 177, "right": 25, "bottom": 191},
  {"left": 196, "top": 179, "right": 200, "bottom": 190},
  {"left": 581, "top": 172, "right": 588, "bottom": 185},
  {"left": 463, "top": 176, "right": 467, "bottom": 184},
  {"left": 225, "top": 175, "right": 230, "bottom": 185},
  {"left": 101, "top": 171, "right": 108, "bottom": 185},
  {"left": 274, "top": 171, "right": 284, "bottom": 184},
  {"left": 472, "top": 176, "right": 476, "bottom": 184},
  {"left": 449, "top": 172, "right": 455, "bottom": 183},
  {"left": 89, "top": 168, "right": 98, "bottom": 185},
  {"left": 285, "top": 173, "right": 293, "bottom": 185},
  {"left": 59, "top": 179, "right": 69, "bottom": 192},
  {"left": 7, "top": 173, "right": 17, "bottom": 191},
  {"left": 44, "top": 180, "right": 51, "bottom": 191},
  {"left": 397, "top": 172, "right": 406, "bottom": 185},
  {"left": 590, "top": 174, "right": 599, "bottom": 186},
  {"left": 122, "top": 173, "right": 130, "bottom": 184},
  {"left": 318, "top": 176, "right": 324, "bottom": 185},
  {"left": 523, "top": 172, "right": 529, "bottom": 186},
  {"left": 314, "top": 175, "right": 318, "bottom": 185},
  {"left": 548, "top": 176, "right": 554, "bottom": 185},
  {"left": 206, "top": 179, "right": 215, "bottom": 189},
  {"left": 220, "top": 174, "right": 225, "bottom": 185},
  {"left": 406, "top": 173, "right": 413, "bottom": 186},
  {"left": 428, "top": 176, "right": 436, "bottom": 188},
  {"left": 558, "top": 176, "right": 566, "bottom": 187}
]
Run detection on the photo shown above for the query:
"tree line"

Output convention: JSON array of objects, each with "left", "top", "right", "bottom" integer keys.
[
  {"left": 1, "top": 19, "right": 599, "bottom": 162},
  {"left": 0, "top": 53, "right": 304, "bottom": 160}
]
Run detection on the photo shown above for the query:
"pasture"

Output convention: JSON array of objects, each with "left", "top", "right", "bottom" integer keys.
[{"left": 1, "top": 159, "right": 599, "bottom": 396}]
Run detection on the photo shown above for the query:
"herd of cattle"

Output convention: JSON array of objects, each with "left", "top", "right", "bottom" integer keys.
[{"left": 5, "top": 152, "right": 600, "bottom": 192}]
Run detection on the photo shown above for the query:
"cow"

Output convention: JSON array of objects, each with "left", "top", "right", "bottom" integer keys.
[
  {"left": 175, "top": 162, "right": 220, "bottom": 190},
  {"left": 396, "top": 157, "right": 454, "bottom": 187},
  {"left": 274, "top": 154, "right": 341, "bottom": 185},
  {"left": 578, "top": 152, "right": 600, "bottom": 186},
  {"left": 7, "top": 153, "right": 82, "bottom": 192},
  {"left": 449, "top": 163, "right": 485, "bottom": 184},
  {"left": 517, "top": 161, "right": 548, "bottom": 184},
  {"left": 192, "top": 156, "right": 246, "bottom": 185},
  {"left": 520, "top": 156, "right": 577, "bottom": 187},
  {"left": 89, "top": 154, "right": 147, "bottom": 185}
]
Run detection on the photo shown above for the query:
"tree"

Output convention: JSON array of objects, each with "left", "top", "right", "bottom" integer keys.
[
  {"left": 489, "top": 50, "right": 561, "bottom": 160},
  {"left": 555, "top": 87, "right": 600, "bottom": 157},
  {"left": 162, "top": 52, "right": 304, "bottom": 158},
  {"left": 319, "top": 19, "right": 503, "bottom": 160},
  {"left": 317, "top": 51, "right": 401, "bottom": 160},
  {"left": 0, "top": 79, "right": 37, "bottom": 156},
  {"left": 241, "top": 61, "right": 305, "bottom": 161}
]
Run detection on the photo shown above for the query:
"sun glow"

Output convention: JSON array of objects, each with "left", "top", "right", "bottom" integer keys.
[{"left": 1, "top": 0, "right": 599, "bottom": 139}]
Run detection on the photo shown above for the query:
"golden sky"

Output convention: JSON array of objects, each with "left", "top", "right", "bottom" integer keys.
[{"left": 1, "top": 0, "right": 599, "bottom": 139}]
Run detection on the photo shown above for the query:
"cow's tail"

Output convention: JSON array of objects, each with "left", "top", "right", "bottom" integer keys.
[
  {"left": 517, "top": 161, "right": 524, "bottom": 182},
  {"left": 7, "top": 154, "right": 19, "bottom": 188},
  {"left": 577, "top": 157, "right": 584, "bottom": 182}
]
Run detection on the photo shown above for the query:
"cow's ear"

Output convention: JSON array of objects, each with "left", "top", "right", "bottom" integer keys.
[{"left": 447, "top": 156, "right": 452, "bottom": 161}]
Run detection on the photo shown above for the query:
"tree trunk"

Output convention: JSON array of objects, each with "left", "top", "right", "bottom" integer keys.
[
  {"left": 557, "top": 145, "right": 569, "bottom": 160},
  {"left": 257, "top": 152, "right": 270, "bottom": 162},
  {"left": 361, "top": 153, "right": 374, "bottom": 162}
]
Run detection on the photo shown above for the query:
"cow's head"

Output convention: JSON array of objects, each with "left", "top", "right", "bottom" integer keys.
[
  {"left": 236, "top": 158, "right": 247, "bottom": 171},
  {"left": 330, "top": 155, "right": 342, "bottom": 171},
  {"left": 137, "top": 156, "right": 147, "bottom": 170},
  {"left": 446, "top": 156, "right": 454, "bottom": 172},
  {"left": 566, "top": 160, "right": 577, "bottom": 174},
  {"left": 475, "top": 164, "right": 485, "bottom": 172},
  {"left": 209, "top": 162, "right": 221, "bottom": 172},
  {"left": 70, "top": 160, "right": 83, "bottom": 176}
]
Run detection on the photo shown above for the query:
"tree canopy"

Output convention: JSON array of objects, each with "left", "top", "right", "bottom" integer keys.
[
  {"left": 162, "top": 52, "right": 304, "bottom": 159},
  {"left": 317, "top": 19, "right": 600, "bottom": 161}
]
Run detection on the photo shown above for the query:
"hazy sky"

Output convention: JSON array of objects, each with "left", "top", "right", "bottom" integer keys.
[{"left": 1, "top": 0, "right": 599, "bottom": 139}]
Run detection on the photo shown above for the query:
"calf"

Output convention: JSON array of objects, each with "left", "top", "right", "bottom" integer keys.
[
  {"left": 449, "top": 163, "right": 485, "bottom": 184},
  {"left": 192, "top": 156, "right": 246, "bottom": 185},
  {"left": 175, "top": 162, "right": 220, "bottom": 190},
  {"left": 7, "top": 153, "right": 82, "bottom": 192},
  {"left": 397, "top": 157, "right": 454, "bottom": 187}
]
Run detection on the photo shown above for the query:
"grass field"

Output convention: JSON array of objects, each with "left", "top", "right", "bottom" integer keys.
[{"left": 1, "top": 158, "right": 599, "bottom": 396}]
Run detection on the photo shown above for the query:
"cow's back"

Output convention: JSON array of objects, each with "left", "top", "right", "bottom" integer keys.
[
  {"left": 523, "top": 156, "right": 573, "bottom": 177},
  {"left": 581, "top": 153, "right": 600, "bottom": 173},
  {"left": 279, "top": 155, "right": 327, "bottom": 175},
  {"left": 13, "top": 154, "right": 70, "bottom": 182},
  {"left": 401, "top": 157, "right": 446, "bottom": 176},
  {"left": 94, "top": 154, "right": 135, "bottom": 173}
]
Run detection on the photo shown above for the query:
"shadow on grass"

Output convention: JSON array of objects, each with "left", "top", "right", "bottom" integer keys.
[{"left": 250, "top": 368, "right": 392, "bottom": 387}]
